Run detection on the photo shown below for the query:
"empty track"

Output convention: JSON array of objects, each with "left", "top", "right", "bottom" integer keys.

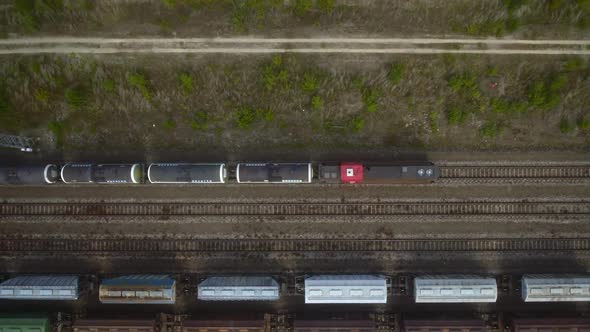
[
  {"left": 1, "top": 238, "right": 589, "bottom": 253},
  {"left": 1, "top": 200, "right": 589, "bottom": 216},
  {"left": 439, "top": 165, "right": 590, "bottom": 184}
]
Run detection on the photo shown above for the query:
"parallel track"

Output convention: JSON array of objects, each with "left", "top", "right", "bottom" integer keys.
[
  {"left": 1, "top": 238, "right": 589, "bottom": 252},
  {"left": 1, "top": 201, "right": 589, "bottom": 216}
]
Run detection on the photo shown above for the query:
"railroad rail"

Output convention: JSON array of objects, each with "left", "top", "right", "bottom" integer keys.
[
  {"left": 1, "top": 201, "right": 589, "bottom": 216},
  {"left": 438, "top": 165, "right": 590, "bottom": 182},
  {"left": 1, "top": 238, "right": 589, "bottom": 253}
]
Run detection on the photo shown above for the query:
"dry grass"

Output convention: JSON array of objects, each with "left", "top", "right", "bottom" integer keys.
[{"left": 0, "top": 53, "right": 589, "bottom": 154}]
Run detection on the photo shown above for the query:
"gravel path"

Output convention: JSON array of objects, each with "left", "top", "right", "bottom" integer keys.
[{"left": 1, "top": 37, "right": 590, "bottom": 55}]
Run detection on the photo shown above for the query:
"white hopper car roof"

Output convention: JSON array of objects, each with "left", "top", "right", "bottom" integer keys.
[
  {"left": 414, "top": 275, "right": 497, "bottom": 303},
  {"left": 198, "top": 276, "right": 279, "bottom": 301},
  {"left": 522, "top": 274, "right": 590, "bottom": 302},
  {"left": 0, "top": 275, "right": 78, "bottom": 300},
  {"left": 304, "top": 275, "right": 387, "bottom": 304}
]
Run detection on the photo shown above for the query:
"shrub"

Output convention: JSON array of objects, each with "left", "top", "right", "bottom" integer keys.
[
  {"left": 361, "top": 87, "right": 379, "bottom": 113},
  {"left": 65, "top": 86, "right": 87, "bottom": 110},
  {"left": 292, "top": 0, "right": 313, "bottom": 17},
  {"left": 102, "top": 79, "right": 115, "bottom": 93},
  {"left": 559, "top": 117, "right": 575, "bottom": 133},
  {"left": 348, "top": 115, "right": 364, "bottom": 133},
  {"left": 34, "top": 89, "right": 49, "bottom": 103},
  {"left": 447, "top": 107, "right": 466, "bottom": 124},
  {"left": 317, "top": 0, "right": 336, "bottom": 13},
  {"left": 480, "top": 121, "right": 503, "bottom": 138},
  {"left": 127, "top": 73, "right": 151, "bottom": 100},
  {"left": 301, "top": 72, "right": 319, "bottom": 93},
  {"left": 235, "top": 106, "right": 257, "bottom": 129},
  {"left": 163, "top": 119, "right": 176, "bottom": 130},
  {"left": 179, "top": 72, "right": 194, "bottom": 95},
  {"left": 190, "top": 111, "right": 209, "bottom": 130},
  {"left": 577, "top": 117, "right": 590, "bottom": 130},
  {"left": 387, "top": 63, "right": 405, "bottom": 84},
  {"left": 311, "top": 95, "right": 324, "bottom": 111}
]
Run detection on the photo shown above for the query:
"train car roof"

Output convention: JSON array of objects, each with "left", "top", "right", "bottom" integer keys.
[{"left": 148, "top": 163, "right": 224, "bottom": 183}]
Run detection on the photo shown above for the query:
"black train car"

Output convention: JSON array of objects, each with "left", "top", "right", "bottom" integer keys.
[
  {"left": 403, "top": 319, "right": 492, "bottom": 332},
  {"left": 72, "top": 319, "right": 156, "bottom": 332},
  {"left": 181, "top": 320, "right": 265, "bottom": 332},
  {"left": 0, "top": 165, "right": 59, "bottom": 184},
  {"left": 294, "top": 314, "right": 377, "bottom": 332},
  {"left": 318, "top": 163, "right": 439, "bottom": 184},
  {"left": 510, "top": 318, "right": 590, "bottom": 332},
  {"left": 147, "top": 163, "right": 227, "bottom": 184},
  {"left": 236, "top": 163, "right": 313, "bottom": 184},
  {"left": 62, "top": 163, "right": 143, "bottom": 184}
]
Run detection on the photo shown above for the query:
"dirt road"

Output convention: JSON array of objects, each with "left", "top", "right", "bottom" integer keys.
[{"left": 1, "top": 37, "right": 589, "bottom": 55}]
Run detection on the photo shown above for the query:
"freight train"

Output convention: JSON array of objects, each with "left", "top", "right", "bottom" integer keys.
[
  {"left": 0, "top": 162, "right": 439, "bottom": 185},
  {"left": 1, "top": 274, "right": 589, "bottom": 304},
  {"left": 2, "top": 309, "right": 590, "bottom": 332}
]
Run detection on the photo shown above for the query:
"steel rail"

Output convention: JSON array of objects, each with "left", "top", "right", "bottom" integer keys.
[{"left": 1, "top": 238, "right": 589, "bottom": 252}]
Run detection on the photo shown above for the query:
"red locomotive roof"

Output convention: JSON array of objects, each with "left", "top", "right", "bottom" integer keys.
[{"left": 340, "top": 164, "right": 363, "bottom": 184}]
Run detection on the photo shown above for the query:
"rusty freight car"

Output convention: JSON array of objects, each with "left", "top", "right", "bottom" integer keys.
[
  {"left": 510, "top": 318, "right": 590, "bottom": 332},
  {"left": 403, "top": 319, "right": 492, "bottom": 332},
  {"left": 181, "top": 320, "right": 266, "bottom": 332},
  {"left": 72, "top": 319, "right": 156, "bottom": 332},
  {"left": 293, "top": 318, "right": 376, "bottom": 332}
]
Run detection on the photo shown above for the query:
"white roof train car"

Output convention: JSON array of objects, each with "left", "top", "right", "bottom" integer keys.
[
  {"left": 99, "top": 275, "right": 175, "bottom": 304},
  {"left": 147, "top": 163, "right": 227, "bottom": 184},
  {"left": 414, "top": 275, "right": 497, "bottom": 303},
  {"left": 198, "top": 276, "right": 280, "bottom": 301},
  {"left": 0, "top": 275, "right": 79, "bottom": 300},
  {"left": 522, "top": 274, "right": 590, "bottom": 302},
  {"left": 236, "top": 163, "right": 313, "bottom": 184},
  {"left": 304, "top": 275, "right": 387, "bottom": 304}
]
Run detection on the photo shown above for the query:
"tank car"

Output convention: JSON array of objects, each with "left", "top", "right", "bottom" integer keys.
[
  {"left": 414, "top": 275, "right": 497, "bottom": 303},
  {"left": 319, "top": 163, "right": 439, "bottom": 184},
  {"left": 62, "top": 163, "right": 143, "bottom": 184},
  {"left": 147, "top": 163, "right": 227, "bottom": 184},
  {"left": 521, "top": 274, "right": 590, "bottom": 302},
  {"left": 0, "top": 165, "right": 59, "bottom": 184},
  {"left": 236, "top": 163, "right": 313, "bottom": 184},
  {"left": 304, "top": 275, "right": 387, "bottom": 304}
]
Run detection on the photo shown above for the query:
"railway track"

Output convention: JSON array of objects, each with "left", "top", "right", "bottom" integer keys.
[
  {"left": 1, "top": 238, "right": 589, "bottom": 252},
  {"left": 1, "top": 201, "right": 589, "bottom": 216},
  {"left": 439, "top": 165, "right": 590, "bottom": 182}
]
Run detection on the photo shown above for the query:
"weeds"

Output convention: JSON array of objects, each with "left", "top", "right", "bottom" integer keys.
[
  {"left": 348, "top": 115, "right": 364, "bottom": 133},
  {"left": 480, "top": 121, "right": 503, "bottom": 138},
  {"left": 311, "top": 95, "right": 324, "bottom": 111},
  {"left": 387, "top": 63, "right": 405, "bottom": 84},
  {"left": 47, "top": 120, "right": 65, "bottom": 147},
  {"left": 560, "top": 117, "right": 575, "bottom": 133},
  {"left": 262, "top": 55, "right": 290, "bottom": 91},
  {"left": 428, "top": 110, "right": 439, "bottom": 132},
  {"left": 65, "top": 86, "right": 87, "bottom": 110},
  {"left": 102, "top": 79, "right": 115, "bottom": 93},
  {"left": 317, "top": 0, "right": 336, "bottom": 13},
  {"left": 527, "top": 74, "right": 567, "bottom": 110},
  {"left": 361, "top": 87, "right": 379, "bottom": 113},
  {"left": 189, "top": 110, "right": 209, "bottom": 130},
  {"left": 235, "top": 106, "right": 257, "bottom": 129},
  {"left": 578, "top": 117, "right": 590, "bottom": 130},
  {"left": 34, "top": 89, "right": 49, "bottom": 103},
  {"left": 179, "top": 72, "right": 194, "bottom": 95},
  {"left": 292, "top": 0, "right": 313, "bottom": 17},
  {"left": 163, "top": 118, "right": 176, "bottom": 130},
  {"left": 447, "top": 107, "right": 466, "bottom": 125},
  {"left": 563, "top": 57, "right": 585, "bottom": 71},
  {"left": 127, "top": 73, "right": 151, "bottom": 100},
  {"left": 301, "top": 72, "right": 319, "bottom": 93}
]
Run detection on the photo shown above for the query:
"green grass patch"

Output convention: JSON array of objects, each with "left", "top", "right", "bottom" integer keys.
[
  {"left": 163, "top": 118, "right": 176, "bottom": 130},
  {"left": 480, "top": 121, "right": 503, "bottom": 138},
  {"left": 527, "top": 74, "right": 567, "bottom": 110},
  {"left": 428, "top": 110, "right": 440, "bottom": 132},
  {"left": 361, "top": 87, "right": 379, "bottom": 113},
  {"left": 235, "top": 106, "right": 257, "bottom": 129},
  {"left": 292, "top": 0, "right": 313, "bottom": 17},
  {"left": 387, "top": 62, "right": 405, "bottom": 84},
  {"left": 311, "top": 95, "right": 324, "bottom": 111},
  {"left": 262, "top": 55, "right": 290, "bottom": 91},
  {"left": 577, "top": 117, "right": 590, "bottom": 130},
  {"left": 490, "top": 98, "right": 527, "bottom": 114},
  {"left": 189, "top": 110, "right": 209, "bottom": 130},
  {"left": 559, "top": 117, "right": 575, "bottom": 133},
  {"left": 34, "top": 89, "right": 49, "bottom": 103},
  {"left": 47, "top": 120, "right": 65, "bottom": 147},
  {"left": 317, "top": 0, "right": 336, "bottom": 13},
  {"left": 65, "top": 86, "right": 87, "bottom": 110},
  {"left": 301, "top": 71, "right": 319, "bottom": 93},
  {"left": 179, "top": 72, "right": 194, "bottom": 95},
  {"left": 231, "top": 0, "right": 282, "bottom": 32},
  {"left": 347, "top": 115, "right": 364, "bottom": 133},
  {"left": 563, "top": 57, "right": 585, "bottom": 71},
  {"left": 447, "top": 107, "right": 466, "bottom": 125},
  {"left": 102, "top": 79, "right": 115, "bottom": 93},
  {"left": 127, "top": 73, "right": 152, "bottom": 100}
]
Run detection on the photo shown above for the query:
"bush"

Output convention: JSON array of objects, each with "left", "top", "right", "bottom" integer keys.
[
  {"left": 65, "top": 86, "right": 87, "bottom": 110},
  {"left": 447, "top": 107, "right": 466, "bottom": 124},
  {"left": 179, "top": 72, "right": 194, "bottom": 95},
  {"left": 189, "top": 111, "right": 209, "bottom": 130},
  {"left": 317, "top": 0, "right": 336, "bottom": 13},
  {"left": 301, "top": 72, "right": 319, "bottom": 93},
  {"left": 235, "top": 106, "right": 257, "bottom": 129},
  {"left": 361, "top": 87, "right": 379, "bottom": 113},
  {"left": 311, "top": 95, "right": 323, "bottom": 111},
  {"left": 560, "top": 117, "right": 575, "bottom": 133},
  {"left": 127, "top": 73, "right": 151, "bottom": 100},
  {"left": 387, "top": 63, "right": 405, "bottom": 84},
  {"left": 292, "top": 0, "right": 313, "bottom": 17},
  {"left": 480, "top": 121, "right": 503, "bottom": 138},
  {"left": 102, "top": 79, "right": 115, "bottom": 93},
  {"left": 348, "top": 115, "right": 364, "bottom": 133},
  {"left": 577, "top": 117, "right": 590, "bottom": 130},
  {"left": 163, "top": 119, "right": 176, "bottom": 130}
]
